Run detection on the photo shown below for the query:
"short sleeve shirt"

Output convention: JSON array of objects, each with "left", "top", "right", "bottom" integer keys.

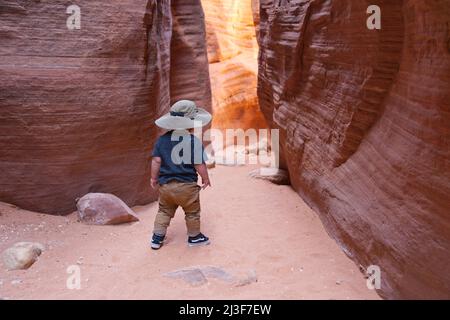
[{"left": 152, "top": 131, "right": 207, "bottom": 185}]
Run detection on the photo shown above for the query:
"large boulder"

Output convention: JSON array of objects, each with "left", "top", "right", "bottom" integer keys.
[
  {"left": 76, "top": 193, "right": 139, "bottom": 225},
  {"left": 2, "top": 242, "right": 45, "bottom": 271}
]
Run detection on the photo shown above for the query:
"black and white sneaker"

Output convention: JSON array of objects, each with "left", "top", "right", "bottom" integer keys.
[
  {"left": 188, "top": 233, "right": 210, "bottom": 247},
  {"left": 151, "top": 233, "right": 165, "bottom": 250}
]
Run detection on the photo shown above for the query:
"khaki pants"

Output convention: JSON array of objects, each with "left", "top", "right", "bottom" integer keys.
[{"left": 153, "top": 181, "right": 201, "bottom": 237}]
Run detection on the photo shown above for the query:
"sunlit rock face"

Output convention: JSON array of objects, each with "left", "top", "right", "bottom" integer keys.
[
  {"left": 203, "top": 0, "right": 259, "bottom": 63},
  {"left": 0, "top": 0, "right": 211, "bottom": 214},
  {"left": 202, "top": 0, "right": 267, "bottom": 135},
  {"left": 258, "top": 0, "right": 450, "bottom": 299}
]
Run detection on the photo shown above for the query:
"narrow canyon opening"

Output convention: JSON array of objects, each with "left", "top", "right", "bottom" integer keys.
[
  {"left": 201, "top": 0, "right": 281, "bottom": 170},
  {"left": 204, "top": 0, "right": 266, "bottom": 134}
]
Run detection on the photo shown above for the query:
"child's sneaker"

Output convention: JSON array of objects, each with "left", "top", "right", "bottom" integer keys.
[
  {"left": 188, "top": 233, "right": 210, "bottom": 247},
  {"left": 151, "top": 233, "right": 165, "bottom": 250}
]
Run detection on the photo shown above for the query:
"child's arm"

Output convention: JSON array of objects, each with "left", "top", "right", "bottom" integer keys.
[
  {"left": 195, "top": 163, "right": 211, "bottom": 190},
  {"left": 151, "top": 156, "right": 162, "bottom": 189}
]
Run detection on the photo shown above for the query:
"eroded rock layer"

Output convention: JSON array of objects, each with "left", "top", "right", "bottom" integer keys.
[
  {"left": 170, "top": 0, "right": 212, "bottom": 111},
  {"left": 258, "top": 0, "right": 450, "bottom": 299},
  {"left": 0, "top": 0, "right": 211, "bottom": 214},
  {"left": 202, "top": 0, "right": 267, "bottom": 135}
]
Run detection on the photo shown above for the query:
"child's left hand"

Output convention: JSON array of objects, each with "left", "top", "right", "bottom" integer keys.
[{"left": 150, "top": 178, "right": 159, "bottom": 190}]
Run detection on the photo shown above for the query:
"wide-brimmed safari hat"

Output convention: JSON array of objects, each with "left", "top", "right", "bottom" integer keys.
[{"left": 155, "top": 100, "right": 212, "bottom": 130}]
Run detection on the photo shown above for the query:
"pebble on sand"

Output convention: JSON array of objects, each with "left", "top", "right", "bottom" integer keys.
[{"left": 2, "top": 242, "right": 45, "bottom": 271}]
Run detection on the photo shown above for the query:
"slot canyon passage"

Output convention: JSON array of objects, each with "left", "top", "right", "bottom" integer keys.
[{"left": 0, "top": 0, "right": 449, "bottom": 300}]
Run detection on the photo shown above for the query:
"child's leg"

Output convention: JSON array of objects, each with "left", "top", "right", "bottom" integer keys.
[
  {"left": 153, "top": 184, "right": 178, "bottom": 236},
  {"left": 179, "top": 183, "right": 201, "bottom": 237}
]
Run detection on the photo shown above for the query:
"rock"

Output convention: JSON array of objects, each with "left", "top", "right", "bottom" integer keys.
[
  {"left": 246, "top": 139, "right": 270, "bottom": 155},
  {"left": 200, "top": 266, "right": 235, "bottom": 283},
  {"left": 233, "top": 269, "right": 258, "bottom": 287},
  {"left": 249, "top": 168, "right": 290, "bottom": 185},
  {"left": 0, "top": 0, "right": 211, "bottom": 215},
  {"left": 164, "top": 268, "right": 208, "bottom": 287},
  {"left": 164, "top": 266, "right": 256, "bottom": 287},
  {"left": 2, "top": 242, "right": 45, "bottom": 271},
  {"left": 205, "top": 158, "right": 216, "bottom": 169},
  {"left": 76, "top": 193, "right": 139, "bottom": 225},
  {"left": 76, "top": 257, "right": 84, "bottom": 265},
  {"left": 258, "top": 0, "right": 450, "bottom": 299}
]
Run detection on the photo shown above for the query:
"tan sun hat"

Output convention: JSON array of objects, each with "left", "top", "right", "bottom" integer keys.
[{"left": 155, "top": 100, "right": 212, "bottom": 130}]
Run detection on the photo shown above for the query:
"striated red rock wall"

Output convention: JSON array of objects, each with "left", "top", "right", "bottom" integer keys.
[
  {"left": 258, "top": 0, "right": 450, "bottom": 299},
  {"left": 0, "top": 0, "right": 211, "bottom": 214},
  {"left": 170, "top": 0, "right": 212, "bottom": 112}
]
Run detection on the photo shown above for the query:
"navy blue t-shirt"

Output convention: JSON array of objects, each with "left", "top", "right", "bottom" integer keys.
[{"left": 152, "top": 131, "right": 207, "bottom": 185}]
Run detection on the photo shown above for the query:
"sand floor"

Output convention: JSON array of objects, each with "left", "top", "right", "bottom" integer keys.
[{"left": 0, "top": 165, "right": 380, "bottom": 300}]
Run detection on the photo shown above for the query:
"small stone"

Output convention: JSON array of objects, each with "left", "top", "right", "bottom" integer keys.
[
  {"left": 76, "top": 256, "right": 84, "bottom": 265},
  {"left": 205, "top": 158, "right": 216, "bottom": 169},
  {"left": 11, "top": 279, "right": 22, "bottom": 285},
  {"left": 2, "top": 242, "right": 45, "bottom": 270}
]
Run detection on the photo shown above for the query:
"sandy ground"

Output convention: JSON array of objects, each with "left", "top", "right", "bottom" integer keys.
[{"left": 0, "top": 165, "right": 380, "bottom": 300}]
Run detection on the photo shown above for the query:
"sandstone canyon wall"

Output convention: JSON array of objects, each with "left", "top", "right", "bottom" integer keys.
[
  {"left": 0, "top": 0, "right": 211, "bottom": 214},
  {"left": 258, "top": 0, "right": 450, "bottom": 299},
  {"left": 202, "top": 0, "right": 267, "bottom": 134},
  {"left": 170, "top": 0, "right": 212, "bottom": 111}
]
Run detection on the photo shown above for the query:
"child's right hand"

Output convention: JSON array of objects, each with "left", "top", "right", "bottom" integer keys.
[{"left": 201, "top": 178, "right": 211, "bottom": 190}]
